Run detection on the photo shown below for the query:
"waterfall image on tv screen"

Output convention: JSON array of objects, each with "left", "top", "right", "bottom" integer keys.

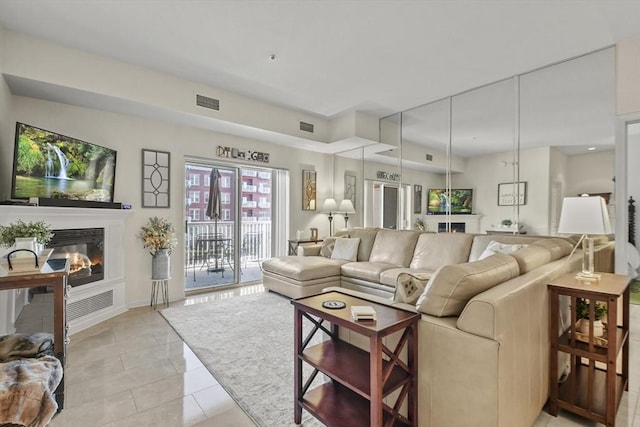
[
  {"left": 427, "top": 189, "right": 473, "bottom": 214},
  {"left": 11, "top": 123, "right": 117, "bottom": 202}
]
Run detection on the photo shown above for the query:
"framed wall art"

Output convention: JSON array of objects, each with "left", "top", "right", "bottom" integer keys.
[
  {"left": 498, "top": 181, "right": 527, "bottom": 206},
  {"left": 344, "top": 173, "right": 356, "bottom": 207},
  {"left": 142, "top": 149, "right": 170, "bottom": 208},
  {"left": 302, "top": 169, "right": 317, "bottom": 210},
  {"left": 413, "top": 184, "right": 422, "bottom": 213}
]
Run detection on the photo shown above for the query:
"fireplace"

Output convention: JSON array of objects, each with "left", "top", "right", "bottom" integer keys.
[
  {"left": 438, "top": 222, "right": 466, "bottom": 233},
  {"left": 47, "top": 228, "right": 105, "bottom": 287}
]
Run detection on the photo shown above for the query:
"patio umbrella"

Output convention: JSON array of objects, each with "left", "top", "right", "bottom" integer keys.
[{"left": 206, "top": 168, "right": 222, "bottom": 236}]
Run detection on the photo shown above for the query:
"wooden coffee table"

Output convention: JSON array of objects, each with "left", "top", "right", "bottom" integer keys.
[{"left": 291, "top": 290, "right": 420, "bottom": 427}]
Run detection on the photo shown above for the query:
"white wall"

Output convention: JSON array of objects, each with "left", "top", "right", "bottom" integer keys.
[
  {"left": 9, "top": 96, "right": 337, "bottom": 307},
  {"left": 0, "top": 26, "right": 12, "bottom": 200},
  {"left": 565, "top": 150, "right": 615, "bottom": 198}
]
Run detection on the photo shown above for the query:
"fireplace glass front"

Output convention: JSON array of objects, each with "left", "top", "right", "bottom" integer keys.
[{"left": 47, "top": 228, "right": 104, "bottom": 287}]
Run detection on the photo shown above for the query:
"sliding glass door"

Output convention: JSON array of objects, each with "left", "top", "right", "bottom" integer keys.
[{"left": 184, "top": 161, "right": 275, "bottom": 291}]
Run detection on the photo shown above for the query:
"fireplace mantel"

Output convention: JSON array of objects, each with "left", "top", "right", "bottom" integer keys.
[{"left": 0, "top": 205, "right": 131, "bottom": 335}]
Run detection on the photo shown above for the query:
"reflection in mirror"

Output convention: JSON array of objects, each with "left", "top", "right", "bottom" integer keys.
[
  {"left": 393, "top": 47, "right": 615, "bottom": 239},
  {"left": 334, "top": 147, "right": 365, "bottom": 231},
  {"left": 520, "top": 47, "right": 615, "bottom": 236},
  {"left": 627, "top": 121, "right": 640, "bottom": 247},
  {"left": 450, "top": 78, "right": 517, "bottom": 234}
]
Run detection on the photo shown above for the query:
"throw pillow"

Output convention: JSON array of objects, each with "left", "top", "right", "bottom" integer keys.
[
  {"left": 331, "top": 237, "right": 360, "bottom": 261},
  {"left": 319, "top": 237, "right": 337, "bottom": 258},
  {"left": 394, "top": 272, "right": 431, "bottom": 304},
  {"left": 477, "top": 240, "right": 528, "bottom": 260}
]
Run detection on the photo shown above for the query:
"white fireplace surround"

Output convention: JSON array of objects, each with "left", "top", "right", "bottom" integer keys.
[
  {"left": 0, "top": 205, "right": 130, "bottom": 336},
  {"left": 423, "top": 214, "right": 483, "bottom": 234}
]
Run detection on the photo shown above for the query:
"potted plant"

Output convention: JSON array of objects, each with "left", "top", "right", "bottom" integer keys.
[
  {"left": 575, "top": 298, "right": 607, "bottom": 337},
  {"left": 138, "top": 216, "right": 177, "bottom": 279},
  {"left": 0, "top": 220, "right": 54, "bottom": 257}
]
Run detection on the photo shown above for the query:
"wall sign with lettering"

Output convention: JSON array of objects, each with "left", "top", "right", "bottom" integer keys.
[{"left": 217, "top": 146, "right": 270, "bottom": 163}]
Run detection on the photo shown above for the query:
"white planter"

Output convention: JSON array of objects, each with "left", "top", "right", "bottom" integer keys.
[
  {"left": 577, "top": 318, "right": 604, "bottom": 337},
  {"left": 13, "top": 237, "right": 38, "bottom": 258}
]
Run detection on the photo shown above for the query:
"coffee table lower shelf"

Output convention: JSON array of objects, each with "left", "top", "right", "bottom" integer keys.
[{"left": 301, "top": 383, "right": 411, "bottom": 427}]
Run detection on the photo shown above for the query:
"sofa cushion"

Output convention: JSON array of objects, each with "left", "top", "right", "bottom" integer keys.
[
  {"left": 416, "top": 253, "right": 520, "bottom": 317},
  {"left": 509, "top": 245, "right": 552, "bottom": 274},
  {"left": 262, "top": 256, "right": 346, "bottom": 281},
  {"left": 394, "top": 272, "right": 432, "bottom": 304},
  {"left": 319, "top": 238, "right": 337, "bottom": 257},
  {"left": 369, "top": 230, "right": 419, "bottom": 267},
  {"left": 341, "top": 261, "right": 397, "bottom": 283},
  {"left": 477, "top": 240, "right": 528, "bottom": 260},
  {"left": 331, "top": 238, "right": 360, "bottom": 261},
  {"left": 531, "top": 238, "right": 573, "bottom": 260},
  {"left": 468, "top": 235, "right": 543, "bottom": 262},
  {"left": 379, "top": 267, "right": 434, "bottom": 287},
  {"left": 349, "top": 228, "right": 380, "bottom": 261},
  {"left": 409, "top": 233, "right": 474, "bottom": 270}
]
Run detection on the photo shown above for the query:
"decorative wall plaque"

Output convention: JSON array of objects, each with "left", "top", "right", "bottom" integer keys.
[{"left": 142, "top": 149, "right": 170, "bottom": 208}]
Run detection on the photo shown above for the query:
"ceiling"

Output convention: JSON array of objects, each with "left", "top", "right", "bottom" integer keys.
[{"left": 0, "top": 0, "right": 638, "bottom": 156}]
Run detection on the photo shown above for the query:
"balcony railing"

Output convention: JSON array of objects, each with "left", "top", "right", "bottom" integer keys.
[
  {"left": 258, "top": 187, "right": 271, "bottom": 194},
  {"left": 242, "top": 200, "right": 257, "bottom": 208},
  {"left": 184, "top": 220, "right": 271, "bottom": 272},
  {"left": 258, "top": 201, "right": 271, "bottom": 208},
  {"left": 242, "top": 184, "right": 257, "bottom": 192},
  {"left": 242, "top": 170, "right": 258, "bottom": 177}
]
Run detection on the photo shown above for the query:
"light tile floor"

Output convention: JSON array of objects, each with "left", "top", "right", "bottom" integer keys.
[{"left": 16, "top": 286, "right": 640, "bottom": 426}]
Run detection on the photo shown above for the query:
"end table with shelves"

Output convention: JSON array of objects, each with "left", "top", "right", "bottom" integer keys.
[
  {"left": 291, "top": 290, "right": 420, "bottom": 427},
  {"left": 548, "top": 272, "right": 630, "bottom": 427},
  {"left": 287, "top": 238, "right": 323, "bottom": 255}
]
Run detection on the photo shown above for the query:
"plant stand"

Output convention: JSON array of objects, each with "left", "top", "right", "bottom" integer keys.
[{"left": 150, "top": 278, "right": 170, "bottom": 309}]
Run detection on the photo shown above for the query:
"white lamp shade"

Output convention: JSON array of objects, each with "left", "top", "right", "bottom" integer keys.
[
  {"left": 338, "top": 199, "right": 355, "bottom": 213},
  {"left": 322, "top": 198, "right": 338, "bottom": 212},
  {"left": 557, "top": 196, "right": 612, "bottom": 235}
]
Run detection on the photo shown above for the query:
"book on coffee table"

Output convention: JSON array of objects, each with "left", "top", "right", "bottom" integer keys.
[{"left": 351, "top": 305, "right": 377, "bottom": 321}]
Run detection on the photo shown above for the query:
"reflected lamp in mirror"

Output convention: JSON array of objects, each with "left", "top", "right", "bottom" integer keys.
[
  {"left": 322, "top": 198, "right": 338, "bottom": 236},
  {"left": 557, "top": 196, "right": 612, "bottom": 281},
  {"left": 338, "top": 199, "right": 356, "bottom": 228}
]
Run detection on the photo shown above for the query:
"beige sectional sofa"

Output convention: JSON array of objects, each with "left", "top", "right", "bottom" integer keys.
[{"left": 262, "top": 228, "right": 614, "bottom": 427}]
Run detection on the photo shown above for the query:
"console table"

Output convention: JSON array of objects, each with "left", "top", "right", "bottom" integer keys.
[
  {"left": 287, "top": 238, "right": 322, "bottom": 255},
  {"left": 0, "top": 259, "right": 70, "bottom": 409},
  {"left": 292, "top": 290, "right": 419, "bottom": 426}
]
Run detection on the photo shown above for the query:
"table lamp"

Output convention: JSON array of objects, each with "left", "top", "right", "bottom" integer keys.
[
  {"left": 557, "top": 195, "right": 612, "bottom": 281},
  {"left": 338, "top": 199, "right": 356, "bottom": 228},
  {"left": 322, "top": 198, "right": 338, "bottom": 236}
]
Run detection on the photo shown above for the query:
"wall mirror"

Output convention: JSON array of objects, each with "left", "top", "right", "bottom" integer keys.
[{"left": 387, "top": 46, "right": 615, "bottom": 239}]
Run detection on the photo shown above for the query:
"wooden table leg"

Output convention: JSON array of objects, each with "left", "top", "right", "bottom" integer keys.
[
  {"left": 370, "top": 335, "right": 383, "bottom": 427},
  {"left": 294, "top": 307, "right": 302, "bottom": 424}
]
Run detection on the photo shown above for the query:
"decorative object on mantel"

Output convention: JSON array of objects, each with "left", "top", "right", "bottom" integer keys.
[
  {"left": 138, "top": 217, "right": 177, "bottom": 280},
  {"left": 0, "top": 219, "right": 54, "bottom": 258},
  {"left": 142, "top": 148, "right": 170, "bottom": 208}
]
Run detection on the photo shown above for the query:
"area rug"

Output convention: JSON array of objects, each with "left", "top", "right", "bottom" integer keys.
[{"left": 160, "top": 292, "right": 323, "bottom": 427}]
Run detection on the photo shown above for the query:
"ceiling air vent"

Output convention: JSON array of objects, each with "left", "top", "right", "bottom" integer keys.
[
  {"left": 196, "top": 94, "right": 220, "bottom": 111},
  {"left": 426, "top": 154, "right": 433, "bottom": 161},
  {"left": 299, "top": 121, "right": 314, "bottom": 133}
]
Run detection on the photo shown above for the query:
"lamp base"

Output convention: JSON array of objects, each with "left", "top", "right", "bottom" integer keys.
[{"left": 575, "top": 271, "right": 601, "bottom": 282}]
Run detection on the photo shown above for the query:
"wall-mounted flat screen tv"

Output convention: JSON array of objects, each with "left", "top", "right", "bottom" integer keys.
[
  {"left": 427, "top": 188, "right": 473, "bottom": 215},
  {"left": 11, "top": 122, "right": 117, "bottom": 202}
]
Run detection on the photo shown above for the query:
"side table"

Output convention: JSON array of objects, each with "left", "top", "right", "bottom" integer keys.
[
  {"left": 150, "top": 278, "right": 170, "bottom": 309},
  {"left": 287, "top": 239, "right": 323, "bottom": 255},
  {"left": 292, "top": 290, "right": 419, "bottom": 427},
  {"left": 548, "top": 272, "right": 630, "bottom": 427}
]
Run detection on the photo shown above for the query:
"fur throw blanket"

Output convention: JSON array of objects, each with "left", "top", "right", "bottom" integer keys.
[{"left": 0, "top": 334, "right": 62, "bottom": 427}]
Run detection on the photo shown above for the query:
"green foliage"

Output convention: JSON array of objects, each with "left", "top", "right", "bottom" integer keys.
[
  {"left": 575, "top": 298, "right": 607, "bottom": 320},
  {"left": 414, "top": 218, "right": 426, "bottom": 231},
  {"left": 501, "top": 219, "right": 512, "bottom": 226},
  {"left": 0, "top": 220, "right": 54, "bottom": 248}
]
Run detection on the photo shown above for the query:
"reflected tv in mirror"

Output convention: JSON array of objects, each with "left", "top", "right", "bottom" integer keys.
[
  {"left": 11, "top": 122, "right": 117, "bottom": 202},
  {"left": 427, "top": 188, "right": 473, "bottom": 215}
]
